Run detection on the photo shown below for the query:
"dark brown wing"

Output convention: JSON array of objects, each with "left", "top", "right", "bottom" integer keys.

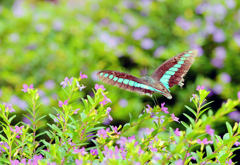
[{"left": 150, "top": 49, "right": 198, "bottom": 90}]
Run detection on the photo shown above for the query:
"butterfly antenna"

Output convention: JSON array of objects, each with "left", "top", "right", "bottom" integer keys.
[
  {"left": 151, "top": 93, "right": 157, "bottom": 106},
  {"left": 145, "top": 67, "right": 148, "bottom": 76},
  {"left": 153, "top": 93, "right": 160, "bottom": 106}
]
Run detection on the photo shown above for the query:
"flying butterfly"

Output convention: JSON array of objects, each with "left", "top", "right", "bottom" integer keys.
[{"left": 97, "top": 49, "right": 198, "bottom": 99}]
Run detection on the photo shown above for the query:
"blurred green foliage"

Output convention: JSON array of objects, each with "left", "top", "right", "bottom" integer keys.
[{"left": 0, "top": 0, "right": 240, "bottom": 132}]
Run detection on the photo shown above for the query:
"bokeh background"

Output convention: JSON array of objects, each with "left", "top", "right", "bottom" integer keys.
[{"left": 0, "top": 0, "right": 240, "bottom": 159}]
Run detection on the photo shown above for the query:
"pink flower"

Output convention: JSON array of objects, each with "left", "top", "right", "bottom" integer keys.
[
  {"left": 174, "top": 128, "right": 181, "bottom": 136},
  {"left": 95, "top": 84, "right": 106, "bottom": 90},
  {"left": 197, "top": 138, "right": 213, "bottom": 145},
  {"left": 238, "top": 91, "right": 240, "bottom": 100},
  {"left": 21, "top": 84, "right": 34, "bottom": 92},
  {"left": 60, "top": 77, "right": 73, "bottom": 88},
  {"left": 106, "top": 107, "right": 113, "bottom": 121},
  {"left": 206, "top": 125, "right": 214, "bottom": 136},
  {"left": 171, "top": 113, "right": 180, "bottom": 123},
  {"left": 161, "top": 102, "right": 169, "bottom": 114},
  {"left": 100, "top": 92, "right": 112, "bottom": 105},
  {"left": 80, "top": 71, "right": 88, "bottom": 79},
  {"left": 58, "top": 100, "right": 68, "bottom": 107},
  {"left": 196, "top": 85, "right": 205, "bottom": 91}
]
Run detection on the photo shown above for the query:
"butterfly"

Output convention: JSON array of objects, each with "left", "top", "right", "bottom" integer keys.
[{"left": 97, "top": 49, "right": 198, "bottom": 99}]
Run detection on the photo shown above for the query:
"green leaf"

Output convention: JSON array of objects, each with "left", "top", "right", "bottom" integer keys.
[
  {"left": 87, "top": 95, "right": 94, "bottom": 105},
  {"left": 226, "top": 122, "right": 233, "bottom": 137},
  {"left": 183, "top": 113, "right": 195, "bottom": 126},
  {"left": 151, "top": 129, "right": 158, "bottom": 137},
  {"left": 200, "top": 101, "right": 214, "bottom": 109},
  {"left": 206, "top": 145, "right": 212, "bottom": 156},
  {"left": 8, "top": 115, "right": 16, "bottom": 123},
  {"left": 137, "top": 113, "right": 148, "bottom": 123},
  {"left": 198, "top": 107, "right": 211, "bottom": 118},
  {"left": 185, "top": 105, "right": 196, "bottom": 116},
  {"left": 80, "top": 112, "right": 87, "bottom": 121},
  {"left": 121, "top": 123, "right": 130, "bottom": 132},
  {"left": 129, "top": 113, "right": 133, "bottom": 125}
]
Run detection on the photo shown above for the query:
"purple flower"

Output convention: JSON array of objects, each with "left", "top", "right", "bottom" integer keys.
[
  {"left": 118, "top": 99, "right": 128, "bottom": 108},
  {"left": 73, "top": 147, "right": 88, "bottom": 156},
  {"left": 238, "top": 91, "right": 240, "bottom": 100},
  {"left": 234, "top": 141, "right": 240, "bottom": 146},
  {"left": 58, "top": 100, "right": 68, "bottom": 107},
  {"left": 206, "top": 125, "right": 214, "bottom": 136},
  {"left": 132, "top": 26, "right": 149, "bottom": 40},
  {"left": 73, "top": 108, "right": 80, "bottom": 114},
  {"left": 10, "top": 126, "right": 24, "bottom": 138},
  {"left": 80, "top": 71, "right": 88, "bottom": 79},
  {"left": 106, "top": 107, "right": 113, "bottom": 121},
  {"left": 0, "top": 142, "right": 9, "bottom": 153},
  {"left": 90, "top": 148, "right": 98, "bottom": 155},
  {"left": 10, "top": 160, "right": 20, "bottom": 165},
  {"left": 234, "top": 34, "right": 240, "bottom": 47},
  {"left": 100, "top": 92, "right": 112, "bottom": 105},
  {"left": 75, "top": 159, "right": 83, "bottom": 165},
  {"left": 226, "top": 159, "right": 233, "bottom": 165},
  {"left": 171, "top": 113, "right": 180, "bottom": 123},
  {"left": 112, "top": 126, "right": 121, "bottom": 135},
  {"left": 161, "top": 103, "right": 169, "bottom": 114},
  {"left": 190, "top": 94, "right": 197, "bottom": 102},
  {"left": 228, "top": 111, "right": 240, "bottom": 122},
  {"left": 197, "top": 138, "right": 213, "bottom": 145},
  {"left": 215, "top": 46, "right": 226, "bottom": 59},
  {"left": 174, "top": 128, "right": 181, "bottom": 136},
  {"left": 44, "top": 80, "right": 55, "bottom": 89},
  {"left": 190, "top": 44, "right": 204, "bottom": 56},
  {"left": 213, "top": 84, "right": 223, "bottom": 95},
  {"left": 213, "top": 29, "right": 225, "bottom": 43},
  {"left": 21, "top": 84, "right": 34, "bottom": 92},
  {"left": 138, "top": 128, "right": 154, "bottom": 139},
  {"left": 144, "top": 104, "right": 152, "bottom": 114},
  {"left": 226, "top": 0, "right": 236, "bottom": 9},
  {"left": 116, "top": 137, "right": 128, "bottom": 148},
  {"left": 60, "top": 77, "right": 73, "bottom": 88},
  {"left": 97, "top": 128, "right": 110, "bottom": 139},
  {"left": 220, "top": 73, "right": 231, "bottom": 83},
  {"left": 175, "top": 159, "right": 183, "bottom": 165},
  {"left": 141, "top": 38, "right": 154, "bottom": 50},
  {"left": 153, "top": 46, "right": 165, "bottom": 58},
  {"left": 196, "top": 85, "right": 205, "bottom": 91},
  {"left": 175, "top": 17, "right": 192, "bottom": 31},
  {"left": 3, "top": 103, "right": 15, "bottom": 113},
  {"left": 95, "top": 84, "right": 106, "bottom": 91}
]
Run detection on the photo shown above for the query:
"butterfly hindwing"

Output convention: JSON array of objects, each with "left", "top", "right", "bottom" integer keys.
[
  {"left": 150, "top": 49, "right": 198, "bottom": 91},
  {"left": 97, "top": 70, "right": 155, "bottom": 96}
]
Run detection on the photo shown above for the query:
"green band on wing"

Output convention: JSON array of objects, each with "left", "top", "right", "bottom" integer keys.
[
  {"left": 113, "top": 77, "right": 118, "bottom": 81},
  {"left": 178, "top": 61, "right": 184, "bottom": 65},
  {"left": 180, "top": 57, "right": 186, "bottom": 60},
  {"left": 162, "top": 75, "right": 171, "bottom": 79},
  {"left": 134, "top": 82, "right": 141, "bottom": 87},
  {"left": 174, "top": 64, "right": 182, "bottom": 68},
  {"left": 118, "top": 78, "right": 123, "bottom": 83},
  {"left": 100, "top": 73, "right": 103, "bottom": 76},
  {"left": 109, "top": 75, "right": 113, "bottom": 79},
  {"left": 129, "top": 80, "right": 134, "bottom": 86},
  {"left": 169, "top": 67, "right": 178, "bottom": 71},
  {"left": 123, "top": 79, "right": 129, "bottom": 84},
  {"left": 104, "top": 74, "right": 109, "bottom": 77},
  {"left": 188, "top": 51, "right": 193, "bottom": 53},
  {"left": 165, "top": 71, "right": 175, "bottom": 75},
  {"left": 184, "top": 54, "right": 189, "bottom": 57}
]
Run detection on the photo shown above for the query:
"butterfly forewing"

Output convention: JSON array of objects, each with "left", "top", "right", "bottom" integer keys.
[
  {"left": 97, "top": 70, "right": 155, "bottom": 96},
  {"left": 150, "top": 49, "right": 197, "bottom": 90}
]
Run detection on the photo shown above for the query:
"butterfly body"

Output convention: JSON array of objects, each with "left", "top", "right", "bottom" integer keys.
[{"left": 97, "top": 49, "right": 198, "bottom": 99}]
